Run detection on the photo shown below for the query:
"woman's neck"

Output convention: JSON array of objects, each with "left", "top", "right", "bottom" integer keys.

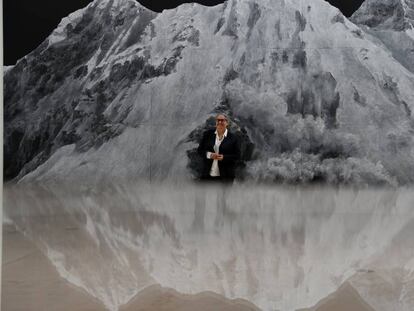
[{"left": 217, "top": 129, "right": 225, "bottom": 137}]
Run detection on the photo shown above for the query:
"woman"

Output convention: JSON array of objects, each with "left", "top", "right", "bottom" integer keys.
[{"left": 197, "top": 114, "right": 240, "bottom": 182}]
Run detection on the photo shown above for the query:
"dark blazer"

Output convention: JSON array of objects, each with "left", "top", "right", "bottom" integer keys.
[{"left": 197, "top": 129, "right": 240, "bottom": 180}]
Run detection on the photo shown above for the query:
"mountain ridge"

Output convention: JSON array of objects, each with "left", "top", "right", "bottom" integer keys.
[{"left": 351, "top": 0, "right": 414, "bottom": 30}]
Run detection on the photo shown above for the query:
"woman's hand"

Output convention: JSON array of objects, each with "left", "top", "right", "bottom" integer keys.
[{"left": 210, "top": 153, "right": 223, "bottom": 160}]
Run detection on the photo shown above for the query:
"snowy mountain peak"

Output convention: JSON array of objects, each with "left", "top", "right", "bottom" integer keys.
[
  {"left": 351, "top": 0, "right": 414, "bottom": 30},
  {"left": 95, "top": 0, "right": 149, "bottom": 10},
  {"left": 48, "top": 0, "right": 155, "bottom": 47}
]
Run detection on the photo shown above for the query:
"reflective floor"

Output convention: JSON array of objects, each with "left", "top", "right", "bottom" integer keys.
[{"left": 3, "top": 182, "right": 414, "bottom": 311}]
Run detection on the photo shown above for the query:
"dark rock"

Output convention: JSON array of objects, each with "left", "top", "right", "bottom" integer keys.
[
  {"left": 223, "top": 66, "right": 239, "bottom": 84},
  {"left": 74, "top": 65, "right": 88, "bottom": 79},
  {"left": 173, "top": 25, "right": 200, "bottom": 46},
  {"left": 402, "top": 101, "right": 412, "bottom": 116},
  {"left": 382, "top": 74, "right": 413, "bottom": 117},
  {"left": 187, "top": 29, "right": 200, "bottom": 46},
  {"left": 353, "top": 87, "right": 367, "bottom": 106},
  {"left": 247, "top": 2, "right": 261, "bottom": 38},
  {"left": 123, "top": 9, "right": 157, "bottom": 49},
  {"left": 215, "top": 17, "right": 225, "bottom": 34},
  {"left": 282, "top": 50, "right": 289, "bottom": 63},
  {"left": 292, "top": 50, "right": 307, "bottom": 69},
  {"left": 275, "top": 20, "right": 282, "bottom": 40},
  {"left": 97, "top": 32, "right": 116, "bottom": 64},
  {"left": 161, "top": 45, "right": 185, "bottom": 75},
  {"left": 295, "top": 11, "right": 306, "bottom": 32},
  {"left": 270, "top": 51, "right": 279, "bottom": 68},
  {"left": 351, "top": 29, "right": 363, "bottom": 38},
  {"left": 331, "top": 13, "right": 345, "bottom": 24},
  {"left": 222, "top": 0, "right": 238, "bottom": 38},
  {"left": 114, "top": 12, "right": 125, "bottom": 27}
]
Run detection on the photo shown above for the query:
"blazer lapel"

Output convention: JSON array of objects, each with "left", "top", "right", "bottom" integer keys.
[
  {"left": 210, "top": 130, "right": 230, "bottom": 153},
  {"left": 218, "top": 133, "right": 229, "bottom": 153},
  {"left": 209, "top": 131, "right": 216, "bottom": 152}
]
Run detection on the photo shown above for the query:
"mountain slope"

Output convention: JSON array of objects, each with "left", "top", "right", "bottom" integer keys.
[
  {"left": 351, "top": 0, "right": 414, "bottom": 30},
  {"left": 5, "top": 0, "right": 414, "bottom": 185},
  {"left": 351, "top": 0, "right": 414, "bottom": 74}
]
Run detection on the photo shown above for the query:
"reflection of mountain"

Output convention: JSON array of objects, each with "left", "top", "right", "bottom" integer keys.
[
  {"left": 4, "top": 0, "right": 414, "bottom": 185},
  {"left": 2, "top": 224, "right": 260, "bottom": 311},
  {"left": 298, "top": 282, "right": 376, "bottom": 311},
  {"left": 4, "top": 182, "right": 414, "bottom": 311}
]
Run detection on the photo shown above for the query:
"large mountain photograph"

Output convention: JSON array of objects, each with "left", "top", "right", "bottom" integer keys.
[
  {"left": 3, "top": 1, "right": 414, "bottom": 311},
  {"left": 5, "top": 0, "right": 414, "bottom": 185}
]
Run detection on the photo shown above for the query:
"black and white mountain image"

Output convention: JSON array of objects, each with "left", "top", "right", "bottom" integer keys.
[{"left": 4, "top": 0, "right": 414, "bottom": 185}]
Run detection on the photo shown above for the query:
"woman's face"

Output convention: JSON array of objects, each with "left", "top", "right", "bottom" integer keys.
[{"left": 215, "top": 115, "right": 228, "bottom": 132}]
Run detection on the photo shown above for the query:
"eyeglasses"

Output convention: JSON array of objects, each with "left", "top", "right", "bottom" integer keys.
[{"left": 216, "top": 118, "right": 227, "bottom": 123}]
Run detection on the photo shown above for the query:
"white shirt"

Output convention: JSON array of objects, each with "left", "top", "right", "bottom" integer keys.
[{"left": 206, "top": 129, "right": 228, "bottom": 177}]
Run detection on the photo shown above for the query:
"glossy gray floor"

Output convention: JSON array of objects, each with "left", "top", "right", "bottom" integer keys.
[{"left": 3, "top": 182, "right": 414, "bottom": 311}]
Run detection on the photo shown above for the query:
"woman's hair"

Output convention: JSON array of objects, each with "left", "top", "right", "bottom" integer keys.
[{"left": 216, "top": 113, "right": 228, "bottom": 121}]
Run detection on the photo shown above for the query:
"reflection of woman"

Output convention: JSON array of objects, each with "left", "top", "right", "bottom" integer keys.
[{"left": 197, "top": 114, "right": 240, "bottom": 182}]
